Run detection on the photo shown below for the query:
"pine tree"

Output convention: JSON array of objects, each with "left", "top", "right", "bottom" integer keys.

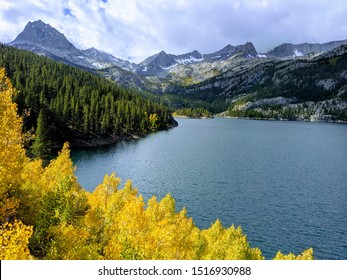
[{"left": 31, "top": 110, "right": 51, "bottom": 159}]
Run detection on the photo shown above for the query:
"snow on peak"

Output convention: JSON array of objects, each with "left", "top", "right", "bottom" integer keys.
[
  {"left": 293, "top": 48, "right": 303, "bottom": 57},
  {"left": 160, "top": 64, "right": 177, "bottom": 70},
  {"left": 175, "top": 56, "right": 204, "bottom": 64},
  {"left": 257, "top": 53, "right": 267, "bottom": 58}
]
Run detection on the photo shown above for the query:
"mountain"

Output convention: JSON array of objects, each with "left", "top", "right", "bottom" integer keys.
[
  {"left": 9, "top": 20, "right": 347, "bottom": 78},
  {"left": 266, "top": 39, "right": 347, "bottom": 58},
  {"left": 9, "top": 20, "right": 86, "bottom": 65},
  {"left": 180, "top": 45, "right": 347, "bottom": 121},
  {"left": 134, "top": 42, "right": 259, "bottom": 77},
  {"left": 9, "top": 20, "right": 132, "bottom": 70},
  {"left": 82, "top": 47, "right": 135, "bottom": 71},
  {"left": 204, "top": 42, "right": 258, "bottom": 60},
  {"left": 9, "top": 20, "right": 79, "bottom": 56},
  {"left": 134, "top": 50, "right": 204, "bottom": 77},
  {"left": 135, "top": 51, "right": 177, "bottom": 77}
]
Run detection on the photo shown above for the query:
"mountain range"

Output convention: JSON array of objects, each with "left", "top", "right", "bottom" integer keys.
[
  {"left": 10, "top": 20, "right": 347, "bottom": 77},
  {"left": 6, "top": 20, "right": 347, "bottom": 121}
]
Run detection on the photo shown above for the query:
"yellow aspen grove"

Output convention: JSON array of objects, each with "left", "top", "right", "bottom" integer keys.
[{"left": 0, "top": 68, "right": 27, "bottom": 223}]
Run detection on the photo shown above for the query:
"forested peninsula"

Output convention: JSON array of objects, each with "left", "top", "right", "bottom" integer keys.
[
  {"left": 173, "top": 107, "right": 213, "bottom": 119},
  {"left": 0, "top": 45, "right": 176, "bottom": 157}
]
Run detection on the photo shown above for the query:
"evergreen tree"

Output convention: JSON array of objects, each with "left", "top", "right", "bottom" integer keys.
[{"left": 31, "top": 110, "right": 51, "bottom": 159}]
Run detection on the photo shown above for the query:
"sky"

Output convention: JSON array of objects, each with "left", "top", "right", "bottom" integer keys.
[{"left": 0, "top": 0, "right": 347, "bottom": 63}]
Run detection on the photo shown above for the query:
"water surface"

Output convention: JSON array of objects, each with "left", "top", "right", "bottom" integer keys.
[{"left": 71, "top": 118, "right": 347, "bottom": 259}]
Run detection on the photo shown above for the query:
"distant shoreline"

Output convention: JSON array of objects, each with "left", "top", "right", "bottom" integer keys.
[
  {"left": 217, "top": 115, "right": 347, "bottom": 124},
  {"left": 173, "top": 115, "right": 213, "bottom": 119}
]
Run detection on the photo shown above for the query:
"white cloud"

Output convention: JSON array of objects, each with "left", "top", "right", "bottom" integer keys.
[{"left": 1, "top": 0, "right": 347, "bottom": 62}]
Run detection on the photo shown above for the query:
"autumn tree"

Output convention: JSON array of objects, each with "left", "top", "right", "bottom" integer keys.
[
  {"left": 0, "top": 68, "right": 27, "bottom": 223},
  {"left": 0, "top": 68, "right": 32, "bottom": 259}
]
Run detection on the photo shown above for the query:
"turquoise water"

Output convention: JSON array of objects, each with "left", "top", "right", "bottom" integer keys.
[{"left": 71, "top": 118, "right": 347, "bottom": 259}]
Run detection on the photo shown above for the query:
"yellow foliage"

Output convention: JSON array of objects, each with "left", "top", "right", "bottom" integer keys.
[
  {"left": 273, "top": 248, "right": 314, "bottom": 260},
  {"left": 0, "top": 219, "right": 33, "bottom": 260},
  {"left": 84, "top": 173, "right": 121, "bottom": 245},
  {"left": 46, "top": 223, "right": 101, "bottom": 260},
  {"left": 200, "top": 220, "right": 263, "bottom": 259},
  {"left": 19, "top": 159, "right": 44, "bottom": 224},
  {"left": 0, "top": 68, "right": 27, "bottom": 222},
  {"left": 149, "top": 113, "right": 159, "bottom": 130},
  {"left": 41, "top": 143, "right": 79, "bottom": 193}
]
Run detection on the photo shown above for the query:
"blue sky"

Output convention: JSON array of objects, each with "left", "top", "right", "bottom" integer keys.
[{"left": 1, "top": 0, "right": 347, "bottom": 62}]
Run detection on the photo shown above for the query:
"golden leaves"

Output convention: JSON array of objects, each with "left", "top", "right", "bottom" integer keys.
[
  {"left": 0, "top": 220, "right": 33, "bottom": 260},
  {"left": 0, "top": 68, "right": 27, "bottom": 222},
  {"left": 46, "top": 223, "right": 100, "bottom": 260},
  {"left": 273, "top": 248, "right": 314, "bottom": 260}
]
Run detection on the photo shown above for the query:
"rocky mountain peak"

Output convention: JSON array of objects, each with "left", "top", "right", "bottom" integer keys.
[
  {"left": 204, "top": 42, "right": 258, "bottom": 60},
  {"left": 175, "top": 50, "right": 203, "bottom": 62},
  {"left": 191, "top": 50, "right": 202, "bottom": 57},
  {"left": 8, "top": 20, "right": 136, "bottom": 71},
  {"left": 266, "top": 43, "right": 297, "bottom": 58},
  {"left": 29, "top": 19, "right": 46, "bottom": 29},
  {"left": 82, "top": 47, "right": 135, "bottom": 70},
  {"left": 9, "top": 20, "right": 80, "bottom": 57},
  {"left": 235, "top": 41, "right": 258, "bottom": 57},
  {"left": 10, "top": 19, "right": 77, "bottom": 53}
]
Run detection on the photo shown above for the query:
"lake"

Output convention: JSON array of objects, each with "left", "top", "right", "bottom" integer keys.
[{"left": 71, "top": 118, "right": 347, "bottom": 260}]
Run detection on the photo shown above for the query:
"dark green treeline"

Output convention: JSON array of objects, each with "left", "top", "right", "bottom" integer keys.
[{"left": 0, "top": 45, "right": 176, "bottom": 155}]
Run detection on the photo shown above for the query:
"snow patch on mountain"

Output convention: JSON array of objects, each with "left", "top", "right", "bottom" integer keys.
[
  {"left": 257, "top": 53, "right": 267, "bottom": 58},
  {"left": 160, "top": 64, "right": 177, "bottom": 70},
  {"left": 293, "top": 48, "right": 303, "bottom": 57},
  {"left": 175, "top": 56, "right": 204, "bottom": 64}
]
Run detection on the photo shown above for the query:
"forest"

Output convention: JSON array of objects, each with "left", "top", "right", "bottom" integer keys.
[
  {"left": 173, "top": 107, "right": 213, "bottom": 118},
  {"left": 0, "top": 68, "right": 314, "bottom": 260},
  {"left": 0, "top": 45, "right": 176, "bottom": 158}
]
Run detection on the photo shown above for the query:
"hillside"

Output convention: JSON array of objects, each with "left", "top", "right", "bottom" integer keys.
[
  {"left": 194, "top": 47, "right": 347, "bottom": 121},
  {"left": 0, "top": 45, "right": 177, "bottom": 156}
]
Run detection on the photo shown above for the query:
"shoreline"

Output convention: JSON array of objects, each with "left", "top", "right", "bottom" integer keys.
[
  {"left": 69, "top": 122, "right": 178, "bottom": 148},
  {"left": 173, "top": 115, "right": 213, "bottom": 119},
  {"left": 217, "top": 115, "right": 347, "bottom": 124}
]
